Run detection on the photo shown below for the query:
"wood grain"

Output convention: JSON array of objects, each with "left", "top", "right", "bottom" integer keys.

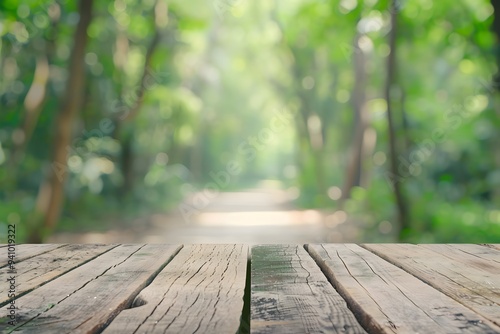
[
  {"left": 421, "top": 244, "right": 500, "bottom": 265},
  {"left": 482, "top": 244, "right": 500, "bottom": 252},
  {"left": 363, "top": 243, "right": 500, "bottom": 327},
  {"left": 103, "top": 244, "right": 248, "bottom": 334},
  {"left": 0, "top": 244, "right": 64, "bottom": 268},
  {"left": 308, "top": 244, "right": 500, "bottom": 333},
  {"left": 0, "top": 244, "right": 116, "bottom": 306},
  {"left": 0, "top": 244, "right": 181, "bottom": 333},
  {"left": 251, "top": 245, "right": 366, "bottom": 334}
]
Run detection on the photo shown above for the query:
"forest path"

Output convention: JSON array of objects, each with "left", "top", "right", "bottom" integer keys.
[
  {"left": 141, "top": 186, "right": 328, "bottom": 244},
  {"left": 49, "top": 184, "right": 360, "bottom": 243}
]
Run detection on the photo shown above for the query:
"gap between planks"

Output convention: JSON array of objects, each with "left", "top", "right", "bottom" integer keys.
[
  {"left": 0, "top": 244, "right": 119, "bottom": 307},
  {"left": 2, "top": 244, "right": 499, "bottom": 334},
  {"left": 306, "top": 244, "right": 500, "bottom": 334},
  {"left": 250, "top": 244, "right": 366, "bottom": 334},
  {"left": 103, "top": 244, "right": 248, "bottom": 334},
  {"left": 360, "top": 243, "right": 500, "bottom": 328},
  {"left": 0, "top": 244, "right": 67, "bottom": 269},
  {"left": 0, "top": 244, "right": 182, "bottom": 333}
]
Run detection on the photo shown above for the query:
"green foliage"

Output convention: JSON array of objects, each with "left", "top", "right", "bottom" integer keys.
[{"left": 1, "top": 0, "right": 499, "bottom": 242}]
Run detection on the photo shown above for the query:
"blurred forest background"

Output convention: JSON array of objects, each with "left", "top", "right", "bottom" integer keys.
[{"left": 1, "top": 0, "right": 500, "bottom": 243}]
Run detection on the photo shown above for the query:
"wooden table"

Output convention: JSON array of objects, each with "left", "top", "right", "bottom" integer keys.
[{"left": 1, "top": 244, "right": 499, "bottom": 333}]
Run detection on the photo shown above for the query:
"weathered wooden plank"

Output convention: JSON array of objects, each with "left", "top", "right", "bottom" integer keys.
[
  {"left": 0, "top": 244, "right": 181, "bottom": 333},
  {"left": 418, "top": 244, "right": 500, "bottom": 268},
  {"left": 103, "top": 244, "right": 248, "bottom": 334},
  {"left": 0, "top": 244, "right": 64, "bottom": 268},
  {"left": 0, "top": 244, "right": 117, "bottom": 306},
  {"left": 308, "top": 244, "right": 500, "bottom": 334},
  {"left": 482, "top": 244, "right": 500, "bottom": 252},
  {"left": 251, "top": 245, "right": 366, "bottom": 334},
  {"left": 363, "top": 243, "right": 500, "bottom": 327},
  {"left": 422, "top": 244, "right": 500, "bottom": 266}
]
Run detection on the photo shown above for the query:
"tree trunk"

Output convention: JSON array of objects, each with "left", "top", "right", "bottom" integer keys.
[
  {"left": 10, "top": 4, "right": 60, "bottom": 187},
  {"left": 340, "top": 33, "right": 367, "bottom": 204},
  {"left": 489, "top": 0, "right": 500, "bottom": 204},
  {"left": 385, "top": 0, "right": 410, "bottom": 241},
  {"left": 113, "top": 0, "right": 165, "bottom": 194},
  {"left": 29, "top": 0, "right": 93, "bottom": 242},
  {"left": 121, "top": 130, "right": 135, "bottom": 195}
]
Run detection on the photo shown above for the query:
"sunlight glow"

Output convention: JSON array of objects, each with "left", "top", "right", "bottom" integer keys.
[{"left": 197, "top": 210, "right": 323, "bottom": 226}]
